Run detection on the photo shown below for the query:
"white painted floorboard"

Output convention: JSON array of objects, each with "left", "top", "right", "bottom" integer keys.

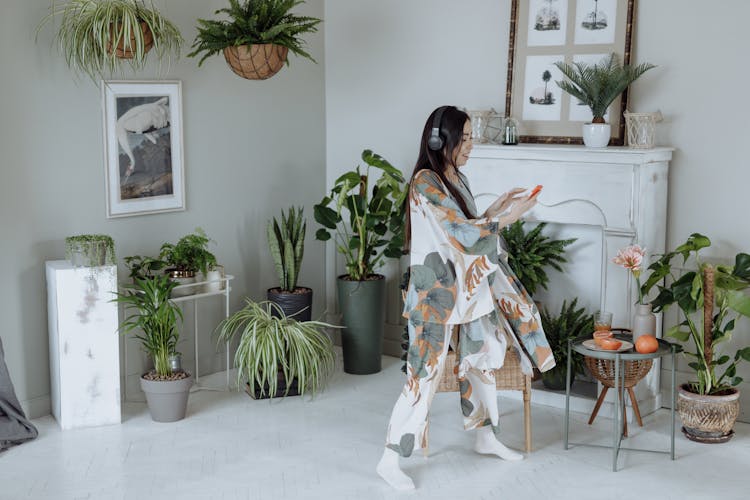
[{"left": 1, "top": 354, "right": 749, "bottom": 500}]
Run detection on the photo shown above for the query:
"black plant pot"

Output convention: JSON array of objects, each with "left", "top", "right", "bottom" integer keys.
[
  {"left": 541, "top": 366, "right": 572, "bottom": 391},
  {"left": 245, "top": 371, "right": 300, "bottom": 400},
  {"left": 267, "top": 287, "right": 313, "bottom": 322},
  {"left": 337, "top": 275, "right": 385, "bottom": 375}
]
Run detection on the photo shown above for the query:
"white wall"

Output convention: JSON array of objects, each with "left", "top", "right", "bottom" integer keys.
[
  {"left": 1, "top": 0, "right": 326, "bottom": 417},
  {"left": 324, "top": 0, "right": 750, "bottom": 420}
]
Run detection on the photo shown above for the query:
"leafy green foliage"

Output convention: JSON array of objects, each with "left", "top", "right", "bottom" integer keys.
[
  {"left": 188, "top": 0, "right": 321, "bottom": 66},
  {"left": 37, "top": 0, "right": 183, "bottom": 82},
  {"left": 501, "top": 221, "right": 576, "bottom": 296},
  {"left": 159, "top": 227, "right": 217, "bottom": 275},
  {"left": 123, "top": 255, "right": 166, "bottom": 281},
  {"left": 114, "top": 275, "right": 183, "bottom": 376},
  {"left": 314, "top": 150, "right": 407, "bottom": 281},
  {"left": 554, "top": 53, "right": 655, "bottom": 121},
  {"left": 642, "top": 233, "right": 750, "bottom": 394},
  {"left": 539, "top": 298, "right": 593, "bottom": 379},
  {"left": 215, "top": 300, "right": 336, "bottom": 397},
  {"left": 65, "top": 234, "right": 116, "bottom": 267},
  {"left": 267, "top": 206, "right": 306, "bottom": 291}
]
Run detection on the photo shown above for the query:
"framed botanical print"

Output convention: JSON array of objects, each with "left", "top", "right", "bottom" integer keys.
[
  {"left": 505, "top": 0, "right": 636, "bottom": 144},
  {"left": 102, "top": 80, "right": 185, "bottom": 218}
]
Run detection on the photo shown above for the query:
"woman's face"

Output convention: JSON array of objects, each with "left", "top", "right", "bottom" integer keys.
[{"left": 453, "top": 120, "right": 473, "bottom": 167}]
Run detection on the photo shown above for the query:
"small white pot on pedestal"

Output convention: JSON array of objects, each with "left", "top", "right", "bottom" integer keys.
[{"left": 582, "top": 123, "right": 611, "bottom": 148}]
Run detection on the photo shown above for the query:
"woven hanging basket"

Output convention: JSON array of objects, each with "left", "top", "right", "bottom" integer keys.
[
  {"left": 108, "top": 21, "right": 154, "bottom": 59},
  {"left": 223, "top": 44, "right": 288, "bottom": 80}
]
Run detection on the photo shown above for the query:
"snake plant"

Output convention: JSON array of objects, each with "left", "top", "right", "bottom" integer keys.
[{"left": 267, "top": 207, "right": 306, "bottom": 292}]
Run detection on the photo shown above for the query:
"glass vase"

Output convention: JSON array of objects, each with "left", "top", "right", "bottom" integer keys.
[{"left": 632, "top": 304, "right": 657, "bottom": 342}]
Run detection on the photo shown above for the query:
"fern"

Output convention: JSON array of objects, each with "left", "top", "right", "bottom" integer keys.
[
  {"left": 188, "top": 0, "right": 321, "bottom": 66},
  {"left": 539, "top": 298, "right": 594, "bottom": 378},
  {"left": 501, "top": 221, "right": 576, "bottom": 296}
]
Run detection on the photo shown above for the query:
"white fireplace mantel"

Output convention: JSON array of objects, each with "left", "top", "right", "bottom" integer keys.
[{"left": 464, "top": 143, "right": 673, "bottom": 417}]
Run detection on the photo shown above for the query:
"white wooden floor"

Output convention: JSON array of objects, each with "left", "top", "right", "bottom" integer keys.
[{"left": 2, "top": 354, "right": 749, "bottom": 500}]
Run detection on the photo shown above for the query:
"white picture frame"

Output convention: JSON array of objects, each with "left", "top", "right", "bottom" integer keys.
[{"left": 102, "top": 80, "right": 185, "bottom": 218}]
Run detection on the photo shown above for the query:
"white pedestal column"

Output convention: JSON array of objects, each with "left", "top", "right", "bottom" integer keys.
[{"left": 46, "top": 260, "right": 121, "bottom": 429}]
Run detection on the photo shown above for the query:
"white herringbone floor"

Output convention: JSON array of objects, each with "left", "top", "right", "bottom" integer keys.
[{"left": 2, "top": 354, "right": 749, "bottom": 500}]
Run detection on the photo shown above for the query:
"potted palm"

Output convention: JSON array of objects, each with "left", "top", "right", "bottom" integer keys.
[
  {"left": 641, "top": 233, "right": 750, "bottom": 443},
  {"left": 114, "top": 275, "right": 192, "bottom": 422},
  {"left": 554, "top": 53, "right": 656, "bottom": 147},
  {"left": 159, "top": 228, "right": 218, "bottom": 297},
  {"left": 267, "top": 206, "right": 312, "bottom": 321},
  {"left": 501, "top": 221, "right": 576, "bottom": 296},
  {"left": 314, "top": 150, "right": 407, "bottom": 374},
  {"left": 37, "top": 0, "right": 182, "bottom": 82},
  {"left": 539, "top": 298, "right": 593, "bottom": 390},
  {"left": 188, "top": 0, "right": 321, "bottom": 80},
  {"left": 216, "top": 300, "right": 335, "bottom": 399}
]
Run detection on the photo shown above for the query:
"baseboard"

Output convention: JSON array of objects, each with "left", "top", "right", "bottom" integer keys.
[{"left": 21, "top": 394, "right": 51, "bottom": 420}]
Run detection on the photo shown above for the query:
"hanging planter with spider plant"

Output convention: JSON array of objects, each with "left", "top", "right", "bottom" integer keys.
[{"left": 36, "top": 0, "right": 183, "bottom": 82}]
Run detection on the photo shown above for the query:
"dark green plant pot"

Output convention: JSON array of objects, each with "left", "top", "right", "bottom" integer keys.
[
  {"left": 541, "top": 366, "right": 572, "bottom": 391},
  {"left": 267, "top": 287, "right": 312, "bottom": 322},
  {"left": 337, "top": 275, "right": 385, "bottom": 375}
]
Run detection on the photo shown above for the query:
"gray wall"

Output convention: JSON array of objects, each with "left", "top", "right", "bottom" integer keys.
[
  {"left": 324, "top": 0, "right": 750, "bottom": 420},
  {"left": 1, "top": 0, "right": 326, "bottom": 417}
]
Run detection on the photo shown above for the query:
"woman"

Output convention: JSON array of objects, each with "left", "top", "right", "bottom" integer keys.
[{"left": 376, "top": 106, "right": 556, "bottom": 490}]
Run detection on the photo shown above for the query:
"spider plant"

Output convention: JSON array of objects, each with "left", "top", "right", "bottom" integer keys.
[
  {"left": 37, "top": 0, "right": 183, "bottom": 81},
  {"left": 113, "top": 274, "right": 183, "bottom": 377},
  {"left": 216, "top": 300, "right": 336, "bottom": 398},
  {"left": 554, "top": 53, "right": 655, "bottom": 123},
  {"left": 188, "top": 0, "right": 321, "bottom": 67}
]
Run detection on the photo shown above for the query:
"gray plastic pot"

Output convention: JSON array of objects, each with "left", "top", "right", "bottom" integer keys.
[{"left": 140, "top": 374, "right": 193, "bottom": 422}]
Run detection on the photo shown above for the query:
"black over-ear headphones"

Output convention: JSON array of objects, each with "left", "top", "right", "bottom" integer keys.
[{"left": 427, "top": 106, "right": 448, "bottom": 151}]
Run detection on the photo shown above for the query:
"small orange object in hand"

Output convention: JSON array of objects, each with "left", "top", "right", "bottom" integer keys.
[
  {"left": 635, "top": 334, "right": 659, "bottom": 354},
  {"left": 528, "top": 184, "right": 543, "bottom": 199}
]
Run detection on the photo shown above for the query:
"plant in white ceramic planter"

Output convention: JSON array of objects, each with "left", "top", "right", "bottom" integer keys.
[
  {"left": 554, "top": 53, "right": 655, "bottom": 148},
  {"left": 65, "top": 234, "right": 116, "bottom": 267}
]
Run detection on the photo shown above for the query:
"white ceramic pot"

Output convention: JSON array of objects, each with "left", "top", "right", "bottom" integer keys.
[
  {"left": 582, "top": 123, "right": 611, "bottom": 148},
  {"left": 202, "top": 267, "right": 224, "bottom": 293}
]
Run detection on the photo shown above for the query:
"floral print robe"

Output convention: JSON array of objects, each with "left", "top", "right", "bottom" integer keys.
[{"left": 385, "top": 169, "right": 555, "bottom": 457}]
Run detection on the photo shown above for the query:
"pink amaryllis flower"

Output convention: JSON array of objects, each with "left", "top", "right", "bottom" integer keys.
[{"left": 613, "top": 245, "right": 647, "bottom": 304}]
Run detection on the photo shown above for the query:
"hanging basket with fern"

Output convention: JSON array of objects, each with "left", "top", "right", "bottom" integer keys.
[{"left": 188, "top": 0, "right": 321, "bottom": 81}]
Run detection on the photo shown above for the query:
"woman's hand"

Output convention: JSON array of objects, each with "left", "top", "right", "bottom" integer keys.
[{"left": 483, "top": 188, "right": 526, "bottom": 218}]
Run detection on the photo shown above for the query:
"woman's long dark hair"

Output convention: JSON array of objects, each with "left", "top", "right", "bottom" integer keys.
[{"left": 404, "top": 106, "right": 474, "bottom": 252}]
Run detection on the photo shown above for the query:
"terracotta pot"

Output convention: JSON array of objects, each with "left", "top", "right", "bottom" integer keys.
[
  {"left": 108, "top": 21, "right": 154, "bottom": 59},
  {"left": 223, "top": 44, "right": 288, "bottom": 80},
  {"left": 677, "top": 384, "right": 740, "bottom": 443}
]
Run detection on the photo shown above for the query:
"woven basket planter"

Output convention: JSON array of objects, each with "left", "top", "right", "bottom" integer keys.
[
  {"left": 108, "top": 21, "right": 154, "bottom": 59},
  {"left": 223, "top": 44, "right": 288, "bottom": 80},
  {"left": 678, "top": 384, "right": 740, "bottom": 443}
]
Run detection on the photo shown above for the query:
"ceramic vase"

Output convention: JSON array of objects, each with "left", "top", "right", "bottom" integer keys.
[
  {"left": 582, "top": 123, "right": 611, "bottom": 148},
  {"left": 631, "top": 303, "right": 657, "bottom": 343}
]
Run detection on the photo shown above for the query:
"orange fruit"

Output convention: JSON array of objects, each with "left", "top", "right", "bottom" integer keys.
[
  {"left": 635, "top": 334, "right": 659, "bottom": 354},
  {"left": 593, "top": 330, "right": 613, "bottom": 340},
  {"left": 595, "top": 337, "right": 622, "bottom": 350}
]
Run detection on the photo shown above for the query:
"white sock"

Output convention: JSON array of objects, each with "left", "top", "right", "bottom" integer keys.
[
  {"left": 474, "top": 426, "right": 523, "bottom": 461},
  {"left": 376, "top": 448, "right": 416, "bottom": 491}
]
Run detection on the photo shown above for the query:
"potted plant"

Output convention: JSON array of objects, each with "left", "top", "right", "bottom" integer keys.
[
  {"left": 501, "top": 221, "right": 576, "bottom": 296},
  {"left": 188, "top": 0, "right": 321, "bottom": 80},
  {"left": 314, "top": 150, "right": 406, "bottom": 374},
  {"left": 267, "top": 206, "right": 312, "bottom": 320},
  {"left": 114, "top": 274, "right": 193, "bottom": 422},
  {"left": 641, "top": 233, "right": 750, "bottom": 443},
  {"left": 123, "top": 254, "right": 166, "bottom": 283},
  {"left": 216, "top": 300, "right": 335, "bottom": 399},
  {"left": 159, "top": 228, "right": 218, "bottom": 296},
  {"left": 37, "top": 0, "right": 182, "bottom": 82},
  {"left": 539, "top": 298, "right": 593, "bottom": 390},
  {"left": 65, "top": 234, "right": 116, "bottom": 267},
  {"left": 554, "top": 53, "right": 656, "bottom": 147}
]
